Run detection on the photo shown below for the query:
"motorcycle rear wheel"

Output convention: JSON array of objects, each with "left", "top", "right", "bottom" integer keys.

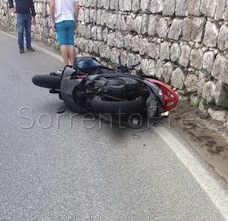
[
  {"left": 32, "top": 74, "right": 61, "bottom": 89},
  {"left": 92, "top": 95, "right": 146, "bottom": 115}
]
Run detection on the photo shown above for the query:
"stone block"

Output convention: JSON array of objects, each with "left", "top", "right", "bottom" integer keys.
[
  {"left": 184, "top": 74, "right": 199, "bottom": 92},
  {"left": 91, "top": 26, "right": 97, "bottom": 40},
  {"left": 106, "top": 12, "right": 118, "bottom": 29},
  {"left": 107, "top": 32, "right": 116, "bottom": 46},
  {"left": 115, "top": 32, "right": 124, "bottom": 48},
  {"left": 132, "top": 35, "right": 140, "bottom": 53},
  {"left": 170, "top": 43, "right": 181, "bottom": 63},
  {"left": 89, "top": 0, "right": 97, "bottom": 8},
  {"left": 96, "top": 9, "right": 102, "bottom": 25},
  {"left": 202, "top": 81, "right": 216, "bottom": 103},
  {"left": 190, "top": 48, "right": 204, "bottom": 70},
  {"left": 182, "top": 17, "right": 206, "bottom": 42},
  {"left": 102, "top": 27, "right": 108, "bottom": 42},
  {"left": 123, "top": 34, "right": 133, "bottom": 51},
  {"left": 141, "top": 59, "right": 150, "bottom": 75},
  {"left": 179, "top": 44, "right": 191, "bottom": 67},
  {"left": 156, "top": 18, "right": 168, "bottom": 38},
  {"left": 187, "top": 0, "right": 201, "bottom": 16},
  {"left": 171, "top": 68, "right": 186, "bottom": 89},
  {"left": 150, "top": 0, "right": 163, "bottom": 13},
  {"left": 90, "top": 9, "right": 97, "bottom": 24},
  {"left": 203, "top": 21, "right": 219, "bottom": 48},
  {"left": 147, "top": 43, "right": 160, "bottom": 59},
  {"left": 116, "top": 14, "right": 127, "bottom": 31},
  {"left": 140, "top": 0, "right": 151, "bottom": 12},
  {"left": 162, "top": 62, "right": 174, "bottom": 83},
  {"left": 133, "top": 15, "right": 143, "bottom": 34},
  {"left": 168, "top": 19, "right": 183, "bottom": 40},
  {"left": 132, "top": 0, "right": 140, "bottom": 12},
  {"left": 197, "top": 71, "right": 205, "bottom": 95},
  {"left": 214, "top": 0, "right": 226, "bottom": 20},
  {"left": 110, "top": 47, "right": 121, "bottom": 63},
  {"left": 190, "top": 94, "right": 200, "bottom": 106},
  {"left": 96, "top": 26, "right": 103, "bottom": 41},
  {"left": 218, "top": 24, "right": 228, "bottom": 51},
  {"left": 208, "top": 108, "right": 227, "bottom": 122},
  {"left": 200, "top": 0, "right": 217, "bottom": 17},
  {"left": 110, "top": 0, "right": 119, "bottom": 10},
  {"left": 99, "top": 43, "right": 110, "bottom": 58},
  {"left": 203, "top": 51, "right": 215, "bottom": 73},
  {"left": 85, "top": 24, "right": 92, "bottom": 39},
  {"left": 148, "top": 15, "right": 158, "bottom": 36},
  {"left": 163, "top": 0, "right": 175, "bottom": 16},
  {"left": 223, "top": 2, "right": 228, "bottom": 20},
  {"left": 160, "top": 42, "right": 170, "bottom": 61},
  {"left": 123, "top": 0, "right": 132, "bottom": 11},
  {"left": 214, "top": 81, "right": 228, "bottom": 108},
  {"left": 126, "top": 15, "right": 135, "bottom": 32},
  {"left": 142, "top": 14, "right": 149, "bottom": 34},
  {"left": 84, "top": 8, "right": 90, "bottom": 24},
  {"left": 155, "top": 60, "right": 165, "bottom": 79},
  {"left": 175, "top": 0, "right": 188, "bottom": 16},
  {"left": 78, "top": 8, "right": 85, "bottom": 22},
  {"left": 139, "top": 38, "right": 149, "bottom": 55},
  {"left": 212, "top": 54, "right": 227, "bottom": 83}
]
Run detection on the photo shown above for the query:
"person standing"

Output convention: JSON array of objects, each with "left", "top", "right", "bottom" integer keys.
[
  {"left": 8, "top": 0, "right": 36, "bottom": 53},
  {"left": 50, "top": 0, "right": 79, "bottom": 66}
]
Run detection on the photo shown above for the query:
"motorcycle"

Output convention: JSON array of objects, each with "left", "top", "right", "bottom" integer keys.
[{"left": 32, "top": 56, "right": 179, "bottom": 127}]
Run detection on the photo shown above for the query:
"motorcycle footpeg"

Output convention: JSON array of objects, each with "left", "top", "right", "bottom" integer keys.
[{"left": 49, "top": 89, "right": 60, "bottom": 93}]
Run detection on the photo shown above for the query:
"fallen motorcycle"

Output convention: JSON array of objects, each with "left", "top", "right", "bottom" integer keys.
[{"left": 32, "top": 56, "right": 179, "bottom": 127}]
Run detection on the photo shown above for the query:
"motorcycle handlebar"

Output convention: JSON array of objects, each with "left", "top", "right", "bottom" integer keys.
[
  {"left": 117, "top": 54, "right": 141, "bottom": 72},
  {"left": 117, "top": 62, "right": 141, "bottom": 73}
]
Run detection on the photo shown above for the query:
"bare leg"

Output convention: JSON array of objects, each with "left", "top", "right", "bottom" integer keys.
[
  {"left": 60, "top": 45, "right": 69, "bottom": 66},
  {"left": 68, "top": 45, "right": 76, "bottom": 66}
]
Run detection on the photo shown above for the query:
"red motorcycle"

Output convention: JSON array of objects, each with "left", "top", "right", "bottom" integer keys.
[{"left": 32, "top": 56, "right": 178, "bottom": 127}]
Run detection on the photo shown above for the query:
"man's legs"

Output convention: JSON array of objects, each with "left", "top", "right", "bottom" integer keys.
[
  {"left": 68, "top": 45, "right": 75, "bottom": 66},
  {"left": 56, "top": 20, "right": 75, "bottom": 65},
  {"left": 66, "top": 21, "right": 76, "bottom": 66},
  {"left": 56, "top": 21, "right": 69, "bottom": 65},
  {"left": 24, "top": 15, "right": 32, "bottom": 49},
  {"left": 17, "top": 14, "right": 25, "bottom": 52},
  {"left": 60, "top": 45, "right": 69, "bottom": 66}
]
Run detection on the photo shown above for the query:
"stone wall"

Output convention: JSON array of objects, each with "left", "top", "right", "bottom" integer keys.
[{"left": 0, "top": 0, "right": 228, "bottom": 121}]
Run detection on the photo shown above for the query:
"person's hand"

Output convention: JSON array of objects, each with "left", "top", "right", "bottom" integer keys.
[
  {"left": 32, "top": 17, "right": 36, "bottom": 25},
  {"left": 11, "top": 6, "right": 16, "bottom": 13}
]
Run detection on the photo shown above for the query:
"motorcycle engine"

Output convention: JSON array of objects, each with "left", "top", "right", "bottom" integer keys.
[{"left": 94, "top": 77, "right": 142, "bottom": 99}]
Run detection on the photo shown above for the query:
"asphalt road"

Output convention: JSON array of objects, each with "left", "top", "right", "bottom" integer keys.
[{"left": 0, "top": 30, "right": 228, "bottom": 221}]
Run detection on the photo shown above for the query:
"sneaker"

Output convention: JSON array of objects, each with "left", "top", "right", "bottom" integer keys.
[
  {"left": 27, "top": 47, "right": 35, "bottom": 52},
  {"left": 19, "top": 48, "right": 24, "bottom": 53}
]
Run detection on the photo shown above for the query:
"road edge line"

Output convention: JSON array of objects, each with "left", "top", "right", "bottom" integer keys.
[{"left": 155, "top": 126, "right": 228, "bottom": 220}]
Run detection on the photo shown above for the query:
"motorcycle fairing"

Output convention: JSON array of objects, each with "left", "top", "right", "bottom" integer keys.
[{"left": 74, "top": 57, "right": 102, "bottom": 73}]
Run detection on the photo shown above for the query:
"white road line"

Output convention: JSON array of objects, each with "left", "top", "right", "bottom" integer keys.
[{"left": 155, "top": 126, "right": 228, "bottom": 221}]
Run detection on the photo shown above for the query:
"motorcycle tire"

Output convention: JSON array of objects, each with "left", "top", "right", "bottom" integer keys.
[
  {"left": 32, "top": 74, "right": 61, "bottom": 89},
  {"left": 92, "top": 95, "right": 146, "bottom": 115}
]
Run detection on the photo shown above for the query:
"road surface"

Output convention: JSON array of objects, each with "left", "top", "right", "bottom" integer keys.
[{"left": 0, "top": 30, "right": 228, "bottom": 221}]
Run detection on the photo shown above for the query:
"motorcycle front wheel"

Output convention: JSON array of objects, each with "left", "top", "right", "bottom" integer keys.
[{"left": 32, "top": 74, "right": 61, "bottom": 89}]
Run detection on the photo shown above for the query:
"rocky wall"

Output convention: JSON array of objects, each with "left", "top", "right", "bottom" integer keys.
[{"left": 0, "top": 0, "right": 228, "bottom": 123}]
